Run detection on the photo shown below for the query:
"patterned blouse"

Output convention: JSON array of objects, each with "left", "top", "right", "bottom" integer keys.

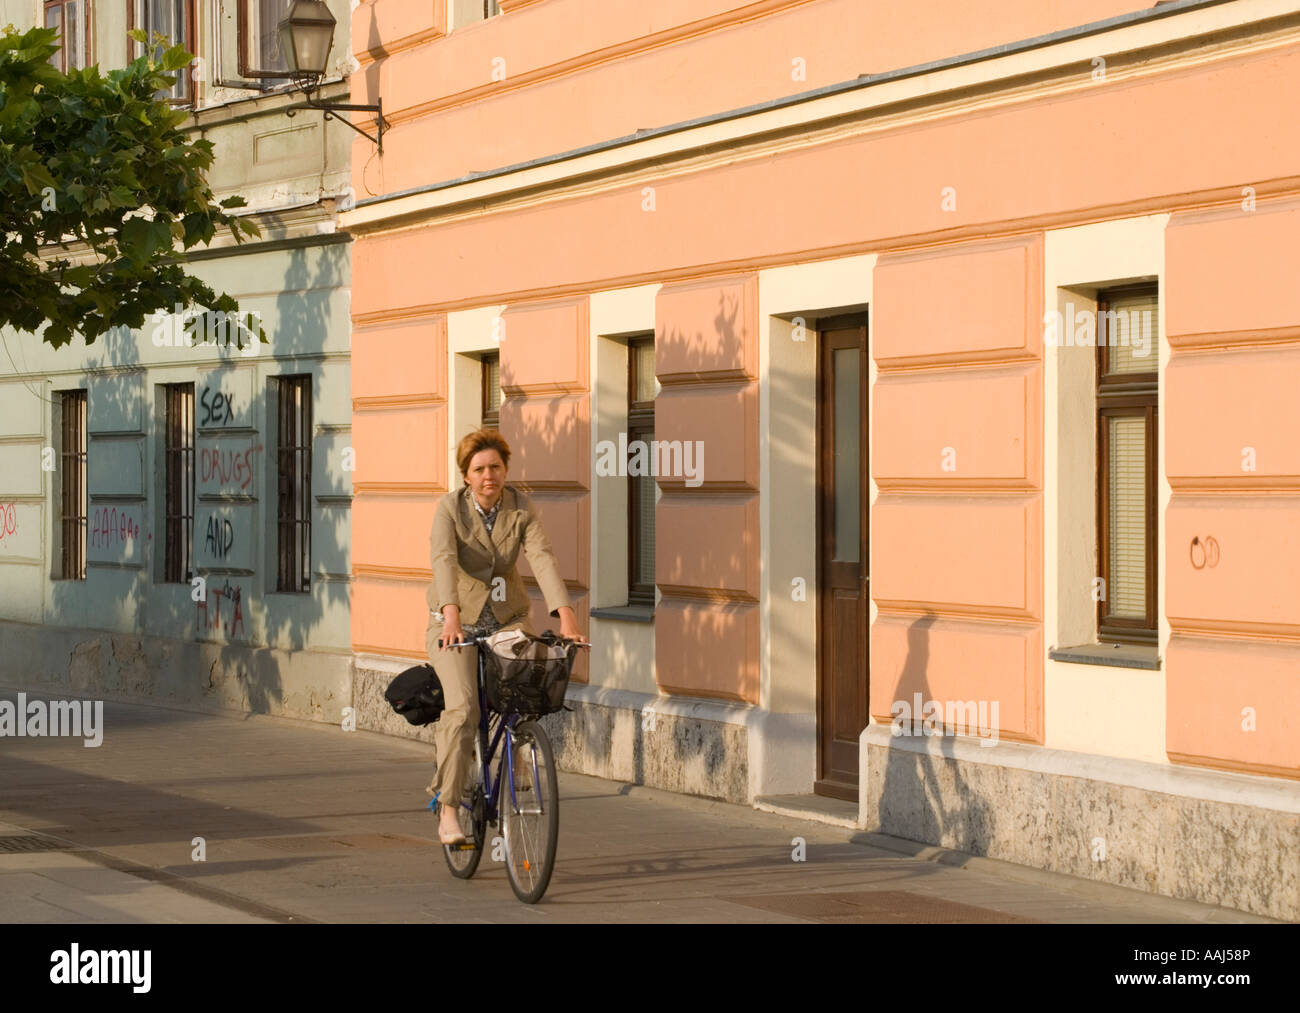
[{"left": 463, "top": 494, "right": 503, "bottom": 638}]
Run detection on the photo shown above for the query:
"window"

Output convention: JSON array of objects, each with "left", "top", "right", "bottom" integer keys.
[
  {"left": 57, "top": 390, "right": 87, "bottom": 581},
  {"left": 628, "top": 336, "right": 655, "bottom": 607},
  {"left": 1096, "top": 285, "right": 1158, "bottom": 643},
  {"left": 276, "top": 375, "right": 312, "bottom": 591},
  {"left": 450, "top": 0, "right": 500, "bottom": 29},
  {"left": 45, "top": 0, "right": 89, "bottom": 72},
  {"left": 481, "top": 352, "right": 501, "bottom": 430},
  {"left": 238, "top": 0, "right": 294, "bottom": 83},
  {"left": 163, "top": 383, "right": 195, "bottom": 583},
  {"left": 132, "top": 0, "right": 194, "bottom": 103}
]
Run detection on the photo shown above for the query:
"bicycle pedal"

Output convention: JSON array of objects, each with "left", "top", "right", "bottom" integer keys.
[{"left": 449, "top": 841, "right": 477, "bottom": 851}]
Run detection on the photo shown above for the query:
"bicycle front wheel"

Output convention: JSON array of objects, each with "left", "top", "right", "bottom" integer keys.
[
  {"left": 442, "top": 734, "right": 486, "bottom": 879},
  {"left": 501, "top": 720, "right": 559, "bottom": 904}
]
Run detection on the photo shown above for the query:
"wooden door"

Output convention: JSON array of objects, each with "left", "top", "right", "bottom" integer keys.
[{"left": 815, "top": 318, "right": 869, "bottom": 800}]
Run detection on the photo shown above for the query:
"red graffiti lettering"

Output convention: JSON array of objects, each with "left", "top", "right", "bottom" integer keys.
[
  {"left": 89, "top": 506, "right": 140, "bottom": 548},
  {"left": 196, "top": 580, "right": 246, "bottom": 641},
  {"left": 0, "top": 503, "right": 17, "bottom": 545},
  {"left": 200, "top": 443, "right": 262, "bottom": 492}
]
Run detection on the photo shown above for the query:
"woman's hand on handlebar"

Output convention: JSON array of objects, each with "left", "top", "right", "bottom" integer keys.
[
  {"left": 437, "top": 605, "right": 465, "bottom": 651},
  {"left": 558, "top": 607, "right": 588, "bottom": 646}
]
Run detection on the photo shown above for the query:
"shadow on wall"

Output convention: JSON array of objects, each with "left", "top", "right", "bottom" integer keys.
[
  {"left": 877, "top": 613, "right": 993, "bottom": 853},
  {"left": 498, "top": 380, "right": 586, "bottom": 678},
  {"left": 520, "top": 290, "right": 751, "bottom": 798},
  {"left": 31, "top": 243, "right": 351, "bottom": 720},
  {"left": 655, "top": 289, "right": 745, "bottom": 385}
]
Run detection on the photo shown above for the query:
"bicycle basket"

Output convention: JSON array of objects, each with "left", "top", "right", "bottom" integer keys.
[{"left": 481, "top": 629, "right": 577, "bottom": 716}]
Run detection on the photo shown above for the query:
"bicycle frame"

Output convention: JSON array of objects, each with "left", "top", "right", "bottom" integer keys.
[{"left": 451, "top": 638, "right": 544, "bottom": 829}]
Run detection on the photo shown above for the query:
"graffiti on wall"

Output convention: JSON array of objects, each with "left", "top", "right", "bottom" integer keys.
[
  {"left": 199, "top": 387, "right": 237, "bottom": 427},
  {"left": 0, "top": 503, "right": 16, "bottom": 546},
  {"left": 196, "top": 579, "right": 246, "bottom": 640},
  {"left": 198, "top": 441, "right": 262, "bottom": 494},
  {"left": 1190, "top": 535, "right": 1221, "bottom": 570},
  {"left": 204, "top": 515, "right": 235, "bottom": 560},
  {"left": 90, "top": 506, "right": 141, "bottom": 548}
]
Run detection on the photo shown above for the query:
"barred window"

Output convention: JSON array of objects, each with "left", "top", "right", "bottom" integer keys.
[
  {"left": 57, "top": 389, "right": 87, "bottom": 581},
  {"left": 163, "top": 383, "right": 195, "bottom": 583},
  {"left": 276, "top": 375, "right": 312, "bottom": 592}
]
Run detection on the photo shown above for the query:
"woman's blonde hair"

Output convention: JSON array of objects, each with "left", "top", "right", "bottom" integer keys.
[{"left": 457, "top": 428, "right": 511, "bottom": 477}]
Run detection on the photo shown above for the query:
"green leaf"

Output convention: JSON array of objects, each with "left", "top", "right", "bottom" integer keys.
[
  {"left": 108, "top": 185, "right": 139, "bottom": 209},
  {"left": 160, "top": 43, "right": 193, "bottom": 73},
  {"left": 148, "top": 218, "right": 173, "bottom": 255},
  {"left": 19, "top": 161, "right": 56, "bottom": 195},
  {"left": 118, "top": 216, "right": 151, "bottom": 265}
]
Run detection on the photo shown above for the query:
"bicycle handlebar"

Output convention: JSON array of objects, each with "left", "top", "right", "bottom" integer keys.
[{"left": 439, "top": 637, "right": 592, "bottom": 649}]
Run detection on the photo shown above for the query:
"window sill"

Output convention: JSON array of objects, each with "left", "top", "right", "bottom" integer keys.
[
  {"left": 1049, "top": 644, "right": 1161, "bottom": 670},
  {"left": 590, "top": 605, "right": 654, "bottom": 624}
]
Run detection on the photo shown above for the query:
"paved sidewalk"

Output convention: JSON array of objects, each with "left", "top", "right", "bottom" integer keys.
[{"left": 0, "top": 690, "right": 1274, "bottom": 924}]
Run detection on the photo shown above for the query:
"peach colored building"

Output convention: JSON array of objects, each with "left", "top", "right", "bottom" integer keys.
[{"left": 342, "top": 0, "right": 1300, "bottom": 919}]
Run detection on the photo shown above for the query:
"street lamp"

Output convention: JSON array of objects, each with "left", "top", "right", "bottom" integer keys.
[
  {"left": 279, "top": 0, "right": 337, "bottom": 80},
  {"left": 280, "top": 0, "right": 388, "bottom": 153}
]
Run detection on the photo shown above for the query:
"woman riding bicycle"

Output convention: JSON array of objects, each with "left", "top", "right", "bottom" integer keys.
[{"left": 426, "top": 429, "right": 585, "bottom": 844}]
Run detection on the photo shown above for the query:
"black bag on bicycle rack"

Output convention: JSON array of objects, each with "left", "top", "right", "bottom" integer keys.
[
  {"left": 384, "top": 664, "right": 446, "bottom": 725},
  {"left": 481, "top": 630, "right": 577, "bottom": 716}
]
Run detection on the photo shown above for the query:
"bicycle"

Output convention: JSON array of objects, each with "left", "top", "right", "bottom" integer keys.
[{"left": 432, "top": 633, "right": 588, "bottom": 904}]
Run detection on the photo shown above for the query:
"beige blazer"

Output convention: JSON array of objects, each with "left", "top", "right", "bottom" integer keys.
[{"left": 426, "top": 483, "right": 571, "bottom": 629}]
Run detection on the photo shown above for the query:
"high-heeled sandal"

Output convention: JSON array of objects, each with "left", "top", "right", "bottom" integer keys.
[{"left": 429, "top": 793, "right": 467, "bottom": 844}]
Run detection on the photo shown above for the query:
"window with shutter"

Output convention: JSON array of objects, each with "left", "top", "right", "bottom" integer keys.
[
  {"left": 1096, "top": 285, "right": 1158, "bottom": 642},
  {"left": 628, "top": 336, "right": 655, "bottom": 607},
  {"left": 482, "top": 352, "right": 501, "bottom": 431}
]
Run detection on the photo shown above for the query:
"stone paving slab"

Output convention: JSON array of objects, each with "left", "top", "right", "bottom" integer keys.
[
  {"left": 0, "top": 690, "right": 1277, "bottom": 924},
  {"left": 0, "top": 850, "right": 266, "bottom": 923}
]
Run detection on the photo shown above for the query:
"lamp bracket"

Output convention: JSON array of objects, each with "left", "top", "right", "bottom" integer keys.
[{"left": 285, "top": 79, "right": 388, "bottom": 153}]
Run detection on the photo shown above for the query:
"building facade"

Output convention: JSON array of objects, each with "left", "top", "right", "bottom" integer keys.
[
  {"left": 344, "top": 0, "right": 1300, "bottom": 919},
  {"left": 0, "top": 1, "right": 355, "bottom": 720}
]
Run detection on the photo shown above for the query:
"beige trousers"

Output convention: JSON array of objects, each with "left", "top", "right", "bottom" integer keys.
[{"left": 425, "top": 614, "right": 532, "bottom": 807}]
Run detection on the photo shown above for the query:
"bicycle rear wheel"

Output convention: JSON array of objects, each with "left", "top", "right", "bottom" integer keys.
[
  {"left": 442, "top": 734, "right": 486, "bottom": 879},
  {"left": 501, "top": 720, "right": 559, "bottom": 903}
]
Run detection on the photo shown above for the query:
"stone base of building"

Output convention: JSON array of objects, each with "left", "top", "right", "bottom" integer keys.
[
  {"left": 352, "top": 655, "right": 440, "bottom": 746},
  {"left": 0, "top": 619, "right": 353, "bottom": 724},
  {"left": 860, "top": 722, "right": 1300, "bottom": 921},
  {"left": 352, "top": 655, "right": 815, "bottom": 804}
]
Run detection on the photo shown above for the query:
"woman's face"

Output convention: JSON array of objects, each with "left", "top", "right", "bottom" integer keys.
[{"left": 465, "top": 448, "right": 507, "bottom": 505}]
